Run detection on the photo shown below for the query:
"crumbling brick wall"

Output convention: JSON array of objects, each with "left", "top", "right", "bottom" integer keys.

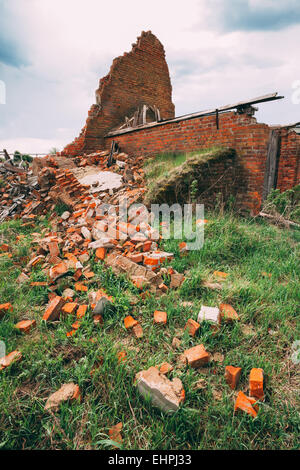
[
  {"left": 63, "top": 31, "right": 175, "bottom": 156},
  {"left": 105, "top": 112, "right": 300, "bottom": 212},
  {"left": 105, "top": 112, "right": 272, "bottom": 212}
]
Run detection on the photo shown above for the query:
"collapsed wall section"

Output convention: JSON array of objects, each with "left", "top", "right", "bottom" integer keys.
[{"left": 63, "top": 31, "right": 175, "bottom": 156}]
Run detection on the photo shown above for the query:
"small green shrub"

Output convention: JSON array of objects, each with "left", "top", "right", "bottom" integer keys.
[{"left": 263, "top": 185, "right": 300, "bottom": 223}]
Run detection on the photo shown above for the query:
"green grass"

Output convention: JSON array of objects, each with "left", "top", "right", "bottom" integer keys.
[
  {"left": 263, "top": 185, "right": 300, "bottom": 224},
  {"left": 143, "top": 148, "right": 234, "bottom": 205},
  {"left": 143, "top": 149, "right": 223, "bottom": 190},
  {"left": 0, "top": 212, "right": 299, "bottom": 450},
  {"left": 143, "top": 152, "right": 189, "bottom": 181}
]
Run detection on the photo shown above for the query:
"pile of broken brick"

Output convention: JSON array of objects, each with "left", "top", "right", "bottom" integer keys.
[
  {"left": 0, "top": 151, "right": 92, "bottom": 223},
  {"left": 0, "top": 160, "right": 40, "bottom": 223},
  {"left": 0, "top": 149, "right": 265, "bottom": 424}
]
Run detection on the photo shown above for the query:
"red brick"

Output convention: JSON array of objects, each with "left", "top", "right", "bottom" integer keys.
[
  {"left": 48, "top": 241, "right": 60, "bottom": 257},
  {"left": 225, "top": 366, "right": 242, "bottom": 390},
  {"left": 15, "top": 319, "right": 36, "bottom": 334},
  {"left": 0, "top": 350, "right": 22, "bottom": 370},
  {"left": 0, "top": 302, "right": 13, "bottom": 318},
  {"left": 234, "top": 391, "right": 258, "bottom": 418},
  {"left": 62, "top": 302, "right": 78, "bottom": 315},
  {"left": 219, "top": 304, "right": 240, "bottom": 323},
  {"left": 154, "top": 310, "right": 167, "bottom": 325},
  {"left": 95, "top": 247, "right": 106, "bottom": 260},
  {"left": 181, "top": 344, "right": 210, "bottom": 368},
  {"left": 124, "top": 315, "right": 138, "bottom": 329},
  {"left": 43, "top": 296, "right": 65, "bottom": 321},
  {"left": 184, "top": 318, "right": 200, "bottom": 337},
  {"left": 249, "top": 368, "right": 264, "bottom": 399},
  {"left": 74, "top": 282, "right": 88, "bottom": 292},
  {"left": 77, "top": 304, "right": 88, "bottom": 319}
]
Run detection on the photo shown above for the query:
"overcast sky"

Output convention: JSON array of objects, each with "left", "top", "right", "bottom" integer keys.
[{"left": 0, "top": 0, "right": 300, "bottom": 154}]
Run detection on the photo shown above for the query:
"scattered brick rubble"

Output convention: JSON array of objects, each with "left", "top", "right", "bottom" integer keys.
[
  {"left": 44, "top": 383, "right": 81, "bottom": 412},
  {"left": 0, "top": 149, "right": 266, "bottom": 420},
  {"left": 109, "top": 422, "right": 123, "bottom": 446}
]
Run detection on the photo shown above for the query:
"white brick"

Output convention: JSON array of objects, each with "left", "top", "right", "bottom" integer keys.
[{"left": 198, "top": 305, "right": 220, "bottom": 324}]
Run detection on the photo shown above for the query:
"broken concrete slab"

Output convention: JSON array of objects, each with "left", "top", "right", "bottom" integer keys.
[
  {"left": 62, "top": 288, "right": 75, "bottom": 299},
  {"left": 75, "top": 169, "right": 123, "bottom": 193},
  {"left": 198, "top": 305, "right": 220, "bottom": 325},
  {"left": 93, "top": 297, "right": 114, "bottom": 318},
  {"left": 135, "top": 366, "right": 184, "bottom": 413},
  {"left": 61, "top": 211, "right": 70, "bottom": 220},
  {"left": 81, "top": 226, "right": 92, "bottom": 240},
  {"left": 89, "top": 238, "right": 116, "bottom": 250}
]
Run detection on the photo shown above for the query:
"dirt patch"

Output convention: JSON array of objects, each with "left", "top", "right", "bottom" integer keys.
[
  {"left": 13, "top": 380, "right": 41, "bottom": 400},
  {"left": 52, "top": 345, "right": 86, "bottom": 365}
]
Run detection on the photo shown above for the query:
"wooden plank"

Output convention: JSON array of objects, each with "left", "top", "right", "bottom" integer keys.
[
  {"left": 142, "top": 105, "right": 147, "bottom": 125},
  {"left": 259, "top": 211, "right": 300, "bottom": 228},
  {"left": 3, "top": 149, "right": 11, "bottom": 161},
  {"left": 262, "top": 130, "right": 281, "bottom": 201},
  {"left": 107, "top": 92, "right": 284, "bottom": 137}
]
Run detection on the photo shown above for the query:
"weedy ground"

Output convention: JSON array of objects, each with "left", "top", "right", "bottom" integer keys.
[
  {"left": 0, "top": 212, "right": 299, "bottom": 450},
  {"left": 143, "top": 148, "right": 234, "bottom": 205}
]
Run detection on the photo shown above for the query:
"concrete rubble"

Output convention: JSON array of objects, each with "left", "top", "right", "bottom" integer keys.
[
  {"left": 135, "top": 366, "right": 185, "bottom": 413},
  {"left": 198, "top": 305, "right": 220, "bottom": 325}
]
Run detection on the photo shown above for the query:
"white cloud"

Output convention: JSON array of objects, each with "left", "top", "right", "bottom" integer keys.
[{"left": 0, "top": 137, "right": 67, "bottom": 155}]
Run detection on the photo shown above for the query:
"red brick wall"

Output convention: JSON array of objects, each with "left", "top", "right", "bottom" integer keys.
[
  {"left": 105, "top": 112, "right": 300, "bottom": 211},
  {"left": 62, "top": 31, "right": 174, "bottom": 156},
  {"left": 277, "top": 129, "right": 300, "bottom": 191},
  {"left": 105, "top": 112, "right": 272, "bottom": 212}
]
